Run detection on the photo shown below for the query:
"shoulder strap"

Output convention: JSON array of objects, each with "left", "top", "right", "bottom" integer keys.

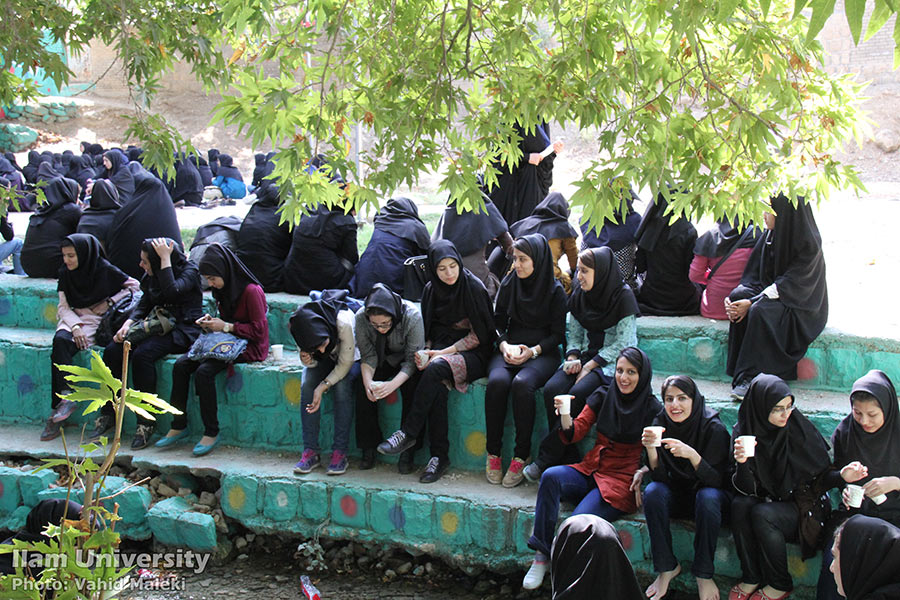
[{"left": 706, "top": 227, "right": 754, "bottom": 281}]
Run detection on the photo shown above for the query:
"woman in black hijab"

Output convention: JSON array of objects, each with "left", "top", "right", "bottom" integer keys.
[
  {"left": 351, "top": 197, "right": 431, "bottom": 298},
  {"left": 69, "top": 155, "right": 96, "bottom": 198},
  {"left": 525, "top": 247, "right": 639, "bottom": 481},
  {"left": 251, "top": 153, "right": 268, "bottom": 190},
  {"left": 831, "top": 515, "right": 900, "bottom": 600},
  {"left": 0, "top": 499, "right": 83, "bottom": 576},
  {"left": 283, "top": 202, "right": 358, "bottom": 295},
  {"left": 208, "top": 148, "right": 220, "bottom": 176},
  {"left": 690, "top": 219, "right": 760, "bottom": 320},
  {"left": 41, "top": 234, "right": 139, "bottom": 441},
  {"left": 580, "top": 185, "right": 642, "bottom": 286},
  {"left": 22, "top": 151, "right": 43, "bottom": 186},
  {"left": 236, "top": 183, "right": 291, "bottom": 292},
  {"left": 550, "top": 514, "right": 644, "bottom": 600},
  {"left": 157, "top": 244, "right": 268, "bottom": 457},
  {"left": 76, "top": 179, "right": 121, "bottom": 249},
  {"left": 97, "top": 150, "right": 135, "bottom": 204},
  {"left": 730, "top": 374, "right": 833, "bottom": 600},
  {"left": 94, "top": 238, "right": 203, "bottom": 450},
  {"left": 505, "top": 192, "right": 579, "bottom": 292},
  {"left": 190, "top": 154, "right": 214, "bottom": 187},
  {"left": 817, "top": 370, "right": 900, "bottom": 600},
  {"left": 634, "top": 191, "right": 701, "bottom": 316},
  {"left": 170, "top": 152, "right": 203, "bottom": 206},
  {"left": 637, "top": 375, "right": 732, "bottom": 600},
  {"left": 431, "top": 194, "right": 513, "bottom": 299},
  {"left": 726, "top": 194, "right": 828, "bottom": 399},
  {"left": 21, "top": 177, "right": 82, "bottom": 278},
  {"left": 485, "top": 233, "right": 566, "bottom": 489},
  {"left": 376, "top": 240, "right": 496, "bottom": 483},
  {"left": 211, "top": 154, "right": 246, "bottom": 200},
  {"left": 524, "top": 347, "right": 662, "bottom": 590},
  {"left": 290, "top": 290, "right": 360, "bottom": 476}
]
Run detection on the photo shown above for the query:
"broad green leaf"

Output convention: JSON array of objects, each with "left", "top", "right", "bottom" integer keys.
[
  {"left": 807, "top": 0, "right": 837, "bottom": 43},
  {"left": 866, "top": 0, "right": 894, "bottom": 41},
  {"left": 845, "top": 0, "right": 866, "bottom": 43}
]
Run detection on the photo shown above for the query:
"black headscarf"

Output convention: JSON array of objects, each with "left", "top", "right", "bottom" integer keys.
[
  {"left": 89, "top": 179, "right": 122, "bottom": 210},
  {"left": 171, "top": 152, "right": 203, "bottom": 203},
  {"left": 101, "top": 149, "right": 135, "bottom": 204},
  {"left": 431, "top": 195, "right": 509, "bottom": 256},
  {"left": 70, "top": 155, "right": 96, "bottom": 191},
  {"left": 838, "top": 515, "right": 900, "bottom": 600},
  {"left": 735, "top": 373, "right": 831, "bottom": 499},
  {"left": 296, "top": 203, "right": 355, "bottom": 237},
  {"left": 4, "top": 152, "right": 23, "bottom": 174},
  {"left": 289, "top": 290, "right": 351, "bottom": 356},
  {"left": 635, "top": 191, "right": 697, "bottom": 253},
  {"left": 550, "top": 514, "right": 644, "bottom": 600},
  {"left": 30, "top": 177, "right": 79, "bottom": 225},
  {"left": 365, "top": 283, "right": 406, "bottom": 366},
  {"left": 23, "top": 150, "right": 42, "bottom": 184},
  {"left": 373, "top": 197, "right": 431, "bottom": 251},
  {"left": 509, "top": 192, "right": 578, "bottom": 240},
  {"left": 216, "top": 154, "right": 243, "bottom": 181},
  {"left": 197, "top": 243, "right": 263, "bottom": 321},
  {"left": 87, "top": 143, "right": 104, "bottom": 157},
  {"left": 139, "top": 237, "right": 190, "bottom": 294},
  {"left": 58, "top": 234, "right": 129, "bottom": 308},
  {"left": 567, "top": 247, "right": 639, "bottom": 333},
  {"left": 1, "top": 499, "right": 84, "bottom": 575},
  {"left": 252, "top": 153, "right": 268, "bottom": 188},
  {"left": 587, "top": 347, "right": 662, "bottom": 443},
  {"left": 208, "top": 148, "right": 220, "bottom": 175},
  {"left": 694, "top": 219, "right": 760, "bottom": 258},
  {"left": 420, "top": 240, "right": 495, "bottom": 348},
  {"left": 496, "top": 233, "right": 560, "bottom": 325},
  {"left": 126, "top": 147, "right": 143, "bottom": 163},
  {"left": 36, "top": 160, "right": 62, "bottom": 183}
]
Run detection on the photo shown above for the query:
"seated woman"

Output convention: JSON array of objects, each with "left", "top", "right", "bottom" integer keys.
[
  {"left": 830, "top": 514, "right": 900, "bottom": 600},
  {"left": 524, "top": 247, "right": 639, "bottom": 482},
  {"left": 283, "top": 202, "right": 358, "bottom": 295},
  {"left": 70, "top": 155, "right": 97, "bottom": 200},
  {"left": 636, "top": 375, "right": 732, "bottom": 600},
  {"left": 22, "top": 177, "right": 82, "bottom": 278},
  {"left": 0, "top": 155, "right": 24, "bottom": 193},
  {"left": 170, "top": 153, "right": 203, "bottom": 206},
  {"left": 156, "top": 244, "right": 268, "bottom": 456},
  {"left": 730, "top": 374, "right": 833, "bottom": 600},
  {"left": 725, "top": 195, "right": 828, "bottom": 399},
  {"left": 431, "top": 194, "right": 513, "bottom": 300},
  {"left": 290, "top": 291, "right": 360, "bottom": 475},
  {"left": 634, "top": 191, "right": 701, "bottom": 316},
  {"left": 190, "top": 154, "right": 214, "bottom": 187},
  {"left": 350, "top": 197, "right": 430, "bottom": 298},
  {"left": 486, "top": 233, "right": 566, "bottom": 488},
  {"left": 93, "top": 238, "right": 203, "bottom": 450},
  {"left": 251, "top": 153, "right": 268, "bottom": 191},
  {"left": 354, "top": 283, "right": 424, "bottom": 472},
  {"left": 97, "top": 150, "right": 134, "bottom": 204},
  {"left": 0, "top": 178, "right": 25, "bottom": 275},
  {"left": 211, "top": 154, "right": 246, "bottom": 200},
  {"left": 22, "top": 151, "right": 43, "bottom": 187},
  {"left": 207, "top": 148, "right": 220, "bottom": 177},
  {"left": 523, "top": 347, "right": 662, "bottom": 590},
  {"left": 76, "top": 180, "right": 121, "bottom": 249},
  {"left": 236, "top": 182, "right": 291, "bottom": 292},
  {"left": 550, "top": 514, "right": 644, "bottom": 600},
  {"left": 817, "top": 370, "right": 900, "bottom": 600},
  {"left": 690, "top": 219, "right": 759, "bottom": 320},
  {"left": 376, "top": 240, "right": 495, "bottom": 484},
  {"left": 40, "top": 234, "right": 140, "bottom": 441}
]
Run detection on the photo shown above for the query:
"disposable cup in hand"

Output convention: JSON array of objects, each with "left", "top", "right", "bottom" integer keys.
[
  {"left": 271, "top": 344, "right": 284, "bottom": 360},
  {"left": 508, "top": 345, "right": 523, "bottom": 358},
  {"left": 645, "top": 426, "right": 665, "bottom": 447},
  {"left": 870, "top": 493, "right": 888, "bottom": 505},
  {"left": 846, "top": 484, "right": 865, "bottom": 508},
  {"left": 555, "top": 395, "right": 574, "bottom": 416},
  {"left": 737, "top": 435, "right": 757, "bottom": 457},
  {"left": 416, "top": 350, "right": 431, "bottom": 367},
  {"left": 371, "top": 381, "right": 385, "bottom": 397},
  {"left": 563, "top": 359, "right": 580, "bottom": 371}
]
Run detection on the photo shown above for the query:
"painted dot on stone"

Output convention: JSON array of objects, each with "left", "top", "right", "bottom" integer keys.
[
  {"left": 43, "top": 303, "right": 57, "bottom": 324},
  {"left": 797, "top": 358, "right": 818, "bottom": 381},
  {"left": 617, "top": 529, "right": 633, "bottom": 551},
  {"left": 276, "top": 490, "right": 289, "bottom": 508},
  {"left": 227, "top": 485, "right": 246, "bottom": 511},
  {"left": 0, "top": 297, "right": 11, "bottom": 316},
  {"left": 388, "top": 504, "right": 406, "bottom": 530},
  {"left": 339, "top": 495, "right": 358, "bottom": 517},
  {"left": 787, "top": 554, "right": 807, "bottom": 577},
  {"left": 465, "top": 431, "right": 486, "bottom": 457},
  {"left": 284, "top": 378, "right": 302, "bottom": 406},
  {"left": 225, "top": 371, "right": 243, "bottom": 393},
  {"left": 17, "top": 374, "right": 34, "bottom": 396},
  {"left": 440, "top": 512, "right": 459, "bottom": 535},
  {"left": 693, "top": 341, "right": 714, "bottom": 361}
]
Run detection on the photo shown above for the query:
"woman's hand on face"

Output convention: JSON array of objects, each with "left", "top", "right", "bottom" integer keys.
[
  {"left": 299, "top": 351, "right": 314, "bottom": 366},
  {"left": 840, "top": 461, "right": 868, "bottom": 483}
]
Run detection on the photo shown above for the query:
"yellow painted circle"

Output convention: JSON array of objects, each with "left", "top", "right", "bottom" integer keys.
[
  {"left": 440, "top": 511, "right": 459, "bottom": 535},
  {"left": 43, "top": 303, "right": 57, "bottom": 324},
  {"left": 787, "top": 554, "right": 807, "bottom": 578},
  {"left": 465, "top": 431, "right": 486, "bottom": 456},
  {"left": 284, "top": 378, "right": 302, "bottom": 406},
  {"left": 227, "top": 485, "right": 246, "bottom": 511}
]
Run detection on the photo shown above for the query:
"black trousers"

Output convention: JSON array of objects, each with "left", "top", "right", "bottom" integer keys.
[
  {"left": 731, "top": 495, "right": 799, "bottom": 591},
  {"left": 169, "top": 354, "right": 229, "bottom": 437},
  {"left": 50, "top": 330, "right": 78, "bottom": 409},
  {"left": 355, "top": 363, "right": 420, "bottom": 451},
  {"left": 535, "top": 366, "right": 609, "bottom": 470},
  {"left": 484, "top": 353, "right": 559, "bottom": 459}
]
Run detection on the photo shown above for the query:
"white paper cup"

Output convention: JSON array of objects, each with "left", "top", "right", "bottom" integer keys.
[
  {"left": 271, "top": 344, "right": 284, "bottom": 360},
  {"left": 870, "top": 493, "right": 888, "bottom": 505},
  {"left": 555, "top": 394, "right": 574, "bottom": 416},
  {"left": 508, "top": 345, "right": 523, "bottom": 358},
  {"left": 563, "top": 359, "right": 580, "bottom": 371},
  {"left": 846, "top": 484, "right": 865, "bottom": 508},
  {"left": 416, "top": 350, "right": 431, "bottom": 367},
  {"left": 645, "top": 426, "right": 665, "bottom": 447},
  {"left": 737, "top": 435, "right": 757, "bottom": 458}
]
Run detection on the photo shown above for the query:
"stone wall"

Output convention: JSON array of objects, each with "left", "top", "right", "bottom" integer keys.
[{"left": 819, "top": 1, "right": 899, "bottom": 85}]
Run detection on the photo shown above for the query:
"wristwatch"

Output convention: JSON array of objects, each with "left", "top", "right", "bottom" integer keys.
[{"left": 223, "top": 323, "right": 233, "bottom": 333}]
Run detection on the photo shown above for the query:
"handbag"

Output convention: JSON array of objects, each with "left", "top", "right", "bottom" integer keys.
[
  {"left": 125, "top": 307, "right": 174, "bottom": 344},
  {"left": 401, "top": 255, "right": 429, "bottom": 301},
  {"left": 95, "top": 291, "right": 142, "bottom": 347},
  {"left": 187, "top": 332, "right": 248, "bottom": 362}
]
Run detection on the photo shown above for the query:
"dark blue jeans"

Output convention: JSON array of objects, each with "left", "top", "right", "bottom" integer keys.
[
  {"left": 527, "top": 465, "right": 626, "bottom": 557},
  {"left": 300, "top": 357, "right": 359, "bottom": 454},
  {"left": 643, "top": 481, "right": 730, "bottom": 578}
]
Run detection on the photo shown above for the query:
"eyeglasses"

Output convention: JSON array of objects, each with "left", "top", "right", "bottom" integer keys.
[
  {"left": 369, "top": 319, "right": 392, "bottom": 331},
  {"left": 770, "top": 403, "right": 795, "bottom": 416}
]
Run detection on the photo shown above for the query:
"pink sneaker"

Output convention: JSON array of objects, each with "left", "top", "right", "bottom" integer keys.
[
  {"left": 486, "top": 454, "right": 502, "bottom": 485},
  {"left": 502, "top": 457, "right": 526, "bottom": 488},
  {"left": 327, "top": 450, "right": 348, "bottom": 475},
  {"left": 293, "top": 449, "right": 320, "bottom": 474}
]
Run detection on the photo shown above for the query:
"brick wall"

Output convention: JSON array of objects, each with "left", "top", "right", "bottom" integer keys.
[{"left": 819, "top": 0, "right": 899, "bottom": 85}]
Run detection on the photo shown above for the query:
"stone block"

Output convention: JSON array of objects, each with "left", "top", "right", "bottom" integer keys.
[
  {"left": 161, "top": 472, "right": 200, "bottom": 495},
  {"left": 264, "top": 408, "right": 298, "bottom": 447},
  {"left": 434, "top": 497, "right": 468, "bottom": 545},
  {"left": 514, "top": 509, "right": 535, "bottom": 554},
  {"left": 36, "top": 487, "right": 76, "bottom": 503},
  {"left": 221, "top": 474, "right": 260, "bottom": 519},
  {"left": 469, "top": 505, "right": 510, "bottom": 552},
  {"left": 331, "top": 485, "right": 366, "bottom": 528},
  {"left": 111, "top": 485, "right": 152, "bottom": 525},
  {"left": 0, "top": 466, "right": 23, "bottom": 514},
  {"left": 686, "top": 336, "right": 724, "bottom": 377},
  {"left": 614, "top": 520, "right": 645, "bottom": 564},
  {"left": 398, "top": 492, "right": 432, "bottom": 540},
  {"left": 147, "top": 496, "right": 190, "bottom": 546},
  {"left": 369, "top": 490, "right": 401, "bottom": 534},
  {"left": 298, "top": 481, "right": 328, "bottom": 521},
  {"left": 177, "top": 511, "right": 217, "bottom": 551},
  {"left": 17, "top": 468, "right": 57, "bottom": 505},
  {"left": 262, "top": 479, "right": 299, "bottom": 522},
  {"left": 640, "top": 337, "right": 686, "bottom": 375}
]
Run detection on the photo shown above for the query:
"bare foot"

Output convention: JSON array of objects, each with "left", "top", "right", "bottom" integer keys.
[
  {"left": 697, "top": 577, "right": 720, "bottom": 600},
  {"left": 165, "top": 429, "right": 184, "bottom": 438},
  {"left": 761, "top": 586, "right": 788, "bottom": 599},
  {"left": 737, "top": 583, "right": 759, "bottom": 595},
  {"left": 645, "top": 564, "right": 681, "bottom": 599}
]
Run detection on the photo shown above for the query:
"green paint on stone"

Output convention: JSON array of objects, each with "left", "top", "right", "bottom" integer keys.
[
  {"left": 18, "top": 468, "right": 58, "bottom": 505},
  {"left": 399, "top": 492, "right": 432, "bottom": 540},
  {"left": 331, "top": 485, "right": 366, "bottom": 528},
  {"left": 687, "top": 336, "right": 723, "bottom": 377},
  {"left": 434, "top": 497, "right": 468, "bottom": 544},
  {"left": 147, "top": 497, "right": 191, "bottom": 546},
  {"left": 0, "top": 466, "right": 23, "bottom": 514},
  {"left": 298, "top": 481, "right": 328, "bottom": 521},
  {"left": 513, "top": 509, "right": 535, "bottom": 554},
  {"left": 176, "top": 511, "right": 217, "bottom": 551},
  {"left": 469, "top": 505, "right": 511, "bottom": 552},
  {"left": 262, "top": 479, "right": 299, "bottom": 522},
  {"left": 369, "top": 490, "right": 401, "bottom": 534}
]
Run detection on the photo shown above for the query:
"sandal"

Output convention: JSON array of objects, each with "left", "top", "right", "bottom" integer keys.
[
  {"left": 749, "top": 590, "right": 791, "bottom": 600},
  {"left": 729, "top": 585, "right": 758, "bottom": 600}
]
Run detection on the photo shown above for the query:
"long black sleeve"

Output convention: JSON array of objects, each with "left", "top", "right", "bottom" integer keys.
[{"left": 0, "top": 217, "right": 12, "bottom": 242}]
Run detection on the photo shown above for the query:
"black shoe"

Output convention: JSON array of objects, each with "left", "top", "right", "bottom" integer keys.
[
  {"left": 419, "top": 456, "right": 449, "bottom": 484},
  {"left": 377, "top": 430, "right": 416, "bottom": 456},
  {"left": 131, "top": 424, "right": 154, "bottom": 450},
  {"left": 398, "top": 448, "right": 415, "bottom": 474},
  {"left": 40, "top": 419, "right": 61, "bottom": 442},
  {"left": 731, "top": 379, "right": 751, "bottom": 401},
  {"left": 88, "top": 415, "right": 114, "bottom": 441},
  {"left": 359, "top": 449, "right": 376, "bottom": 470}
]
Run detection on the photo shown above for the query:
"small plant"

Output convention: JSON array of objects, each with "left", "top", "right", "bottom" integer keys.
[{"left": 0, "top": 343, "right": 181, "bottom": 599}]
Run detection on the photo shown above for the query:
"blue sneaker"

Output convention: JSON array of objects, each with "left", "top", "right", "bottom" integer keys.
[
  {"left": 326, "top": 450, "right": 348, "bottom": 475},
  {"left": 294, "top": 449, "right": 320, "bottom": 474}
]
